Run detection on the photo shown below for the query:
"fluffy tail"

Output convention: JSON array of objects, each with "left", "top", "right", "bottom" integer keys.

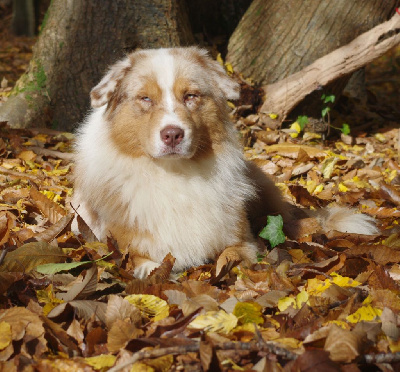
[{"left": 307, "top": 207, "right": 379, "bottom": 235}]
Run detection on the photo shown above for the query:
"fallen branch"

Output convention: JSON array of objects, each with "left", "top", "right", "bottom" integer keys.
[
  {"left": 260, "top": 12, "right": 400, "bottom": 122},
  {"left": 108, "top": 340, "right": 298, "bottom": 371}
]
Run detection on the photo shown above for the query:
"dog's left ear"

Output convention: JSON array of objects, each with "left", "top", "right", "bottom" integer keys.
[
  {"left": 90, "top": 57, "right": 132, "bottom": 108},
  {"left": 191, "top": 48, "right": 240, "bottom": 101}
]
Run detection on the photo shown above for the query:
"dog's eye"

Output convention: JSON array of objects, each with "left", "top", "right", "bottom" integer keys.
[
  {"left": 184, "top": 93, "right": 198, "bottom": 102},
  {"left": 141, "top": 96, "right": 152, "bottom": 103}
]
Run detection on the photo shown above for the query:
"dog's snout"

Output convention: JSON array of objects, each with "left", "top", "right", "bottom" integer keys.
[{"left": 160, "top": 126, "right": 184, "bottom": 147}]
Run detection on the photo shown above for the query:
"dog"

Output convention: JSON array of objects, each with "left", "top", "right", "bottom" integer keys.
[{"left": 73, "top": 47, "right": 378, "bottom": 278}]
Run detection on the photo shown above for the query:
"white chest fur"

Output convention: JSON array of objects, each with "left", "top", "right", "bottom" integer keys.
[{"left": 74, "top": 108, "right": 256, "bottom": 270}]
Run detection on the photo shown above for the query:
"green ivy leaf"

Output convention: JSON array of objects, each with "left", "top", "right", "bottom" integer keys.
[
  {"left": 341, "top": 123, "right": 351, "bottom": 135},
  {"left": 296, "top": 115, "right": 308, "bottom": 130},
  {"left": 321, "top": 106, "right": 330, "bottom": 118},
  {"left": 259, "top": 215, "right": 285, "bottom": 248},
  {"left": 322, "top": 94, "right": 335, "bottom": 104}
]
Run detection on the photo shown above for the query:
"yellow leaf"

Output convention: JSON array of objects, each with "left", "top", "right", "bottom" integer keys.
[
  {"left": 346, "top": 305, "right": 382, "bottom": 323},
  {"left": 189, "top": 310, "right": 238, "bottom": 334},
  {"left": 0, "top": 322, "right": 12, "bottom": 350},
  {"left": 277, "top": 296, "right": 296, "bottom": 311},
  {"left": 125, "top": 294, "right": 169, "bottom": 322},
  {"left": 324, "top": 320, "right": 350, "bottom": 329},
  {"left": 85, "top": 355, "right": 117, "bottom": 370},
  {"left": 330, "top": 273, "right": 361, "bottom": 288},
  {"left": 313, "top": 184, "right": 324, "bottom": 194},
  {"left": 225, "top": 63, "right": 234, "bottom": 74},
  {"left": 233, "top": 302, "right": 263, "bottom": 325},
  {"left": 321, "top": 157, "right": 338, "bottom": 179},
  {"left": 42, "top": 190, "right": 62, "bottom": 203},
  {"left": 307, "top": 274, "right": 360, "bottom": 296},
  {"left": 306, "top": 278, "right": 331, "bottom": 295},
  {"left": 269, "top": 113, "right": 278, "bottom": 120},
  {"left": 296, "top": 290, "right": 309, "bottom": 309},
  {"left": 36, "top": 284, "right": 64, "bottom": 316},
  {"left": 338, "top": 183, "right": 349, "bottom": 192},
  {"left": 227, "top": 101, "right": 236, "bottom": 109},
  {"left": 221, "top": 358, "right": 245, "bottom": 370},
  {"left": 289, "top": 122, "right": 301, "bottom": 138},
  {"left": 275, "top": 337, "right": 303, "bottom": 349},
  {"left": 134, "top": 354, "right": 173, "bottom": 372},
  {"left": 306, "top": 180, "right": 317, "bottom": 194},
  {"left": 130, "top": 363, "right": 154, "bottom": 372},
  {"left": 216, "top": 53, "right": 224, "bottom": 66},
  {"left": 374, "top": 133, "right": 387, "bottom": 143}
]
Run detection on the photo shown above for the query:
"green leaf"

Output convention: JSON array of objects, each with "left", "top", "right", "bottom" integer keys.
[
  {"left": 321, "top": 106, "right": 330, "bottom": 118},
  {"left": 296, "top": 115, "right": 308, "bottom": 130},
  {"left": 259, "top": 215, "right": 286, "bottom": 248},
  {"left": 35, "top": 252, "right": 112, "bottom": 275},
  {"left": 35, "top": 261, "right": 92, "bottom": 275},
  {"left": 322, "top": 94, "right": 335, "bottom": 104},
  {"left": 341, "top": 123, "right": 351, "bottom": 135}
]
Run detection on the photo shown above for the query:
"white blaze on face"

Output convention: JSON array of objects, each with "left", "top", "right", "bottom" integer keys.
[{"left": 150, "top": 50, "right": 193, "bottom": 158}]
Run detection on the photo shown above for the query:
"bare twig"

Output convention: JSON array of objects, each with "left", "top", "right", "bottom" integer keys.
[
  {"left": 26, "top": 146, "right": 75, "bottom": 161},
  {"left": 108, "top": 340, "right": 298, "bottom": 371}
]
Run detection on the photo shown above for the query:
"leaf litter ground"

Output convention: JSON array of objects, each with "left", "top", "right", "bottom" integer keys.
[{"left": 1, "top": 32, "right": 400, "bottom": 371}]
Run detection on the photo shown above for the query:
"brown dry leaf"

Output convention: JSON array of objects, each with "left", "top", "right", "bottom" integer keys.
[
  {"left": 66, "top": 319, "right": 84, "bottom": 346},
  {"left": 378, "top": 183, "right": 400, "bottom": 206},
  {"left": 33, "top": 213, "right": 74, "bottom": 243},
  {"left": 0, "top": 241, "right": 65, "bottom": 272},
  {"left": 107, "top": 318, "right": 143, "bottom": 353},
  {"left": 29, "top": 187, "right": 66, "bottom": 223},
  {"left": 370, "top": 289, "right": 400, "bottom": 312},
  {"left": 105, "top": 294, "right": 141, "bottom": 329},
  {"left": 0, "top": 307, "right": 47, "bottom": 360},
  {"left": 289, "top": 185, "right": 321, "bottom": 208},
  {"left": 199, "top": 341, "right": 213, "bottom": 371},
  {"left": 215, "top": 247, "right": 242, "bottom": 276},
  {"left": 48, "top": 300, "right": 107, "bottom": 323},
  {"left": 0, "top": 211, "right": 16, "bottom": 245},
  {"left": 181, "top": 294, "right": 219, "bottom": 316},
  {"left": 367, "top": 263, "right": 400, "bottom": 293},
  {"left": 324, "top": 325, "right": 363, "bottom": 363},
  {"left": 57, "top": 265, "right": 98, "bottom": 301},
  {"left": 264, "top": 143, "right": 327, "bottom": 158},
  {"left": 0, "top": 272, "right": 23, "bottom": 294},
  {"left": 286, "top": 349, "right": 340, "bottom": 372},
  {"left": 16, "top": 150, "right": 36, "bottom": 162},
  {"left": 362, "top": 207, "right": 400, "bottom": 218},
  {"left": 40, "top": 315, "right": 80, "bottom": 353},
  {"left": 76, "top": 214, "right": 98, "bottom": 243},
  {"left": 347, "top": 244, "right": 400, "bottom": 265}
]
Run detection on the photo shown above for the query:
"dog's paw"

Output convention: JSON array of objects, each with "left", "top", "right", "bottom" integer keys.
[{"left": 133, "top": 260, "right": 160, "bottom": 279}]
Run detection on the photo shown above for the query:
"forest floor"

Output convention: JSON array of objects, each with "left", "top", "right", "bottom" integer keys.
[{"left": 1, "top": 5, "right": 400, "bottom": 371}]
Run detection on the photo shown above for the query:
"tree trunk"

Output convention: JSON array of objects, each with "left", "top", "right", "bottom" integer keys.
[
  {"left": 227, "top": 0, "right": 399, "bottom": 85},
  {"left": 0, "top": 0, "right": 194, "bottom": 131}
]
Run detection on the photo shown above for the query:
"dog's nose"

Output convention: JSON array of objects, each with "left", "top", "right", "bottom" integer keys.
[{"left": 160, "top": 126, "right": 184, "bottom": 147}]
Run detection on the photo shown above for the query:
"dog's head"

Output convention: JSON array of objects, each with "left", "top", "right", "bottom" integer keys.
[{"left": 90, "top": 47, "right": 240, "bottom": 159}]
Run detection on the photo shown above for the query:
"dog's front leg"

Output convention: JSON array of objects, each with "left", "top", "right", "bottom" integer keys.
[{"left": 132, "top": 255, "right": 160, "bottom": 279}]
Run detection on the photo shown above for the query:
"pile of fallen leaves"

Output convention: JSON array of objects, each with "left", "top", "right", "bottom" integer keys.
[{"left": 1, "top": 115, "right": 400, "bottom": 371}]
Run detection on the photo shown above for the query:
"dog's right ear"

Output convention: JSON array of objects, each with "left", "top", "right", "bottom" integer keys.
[{"left": 90, "top": 57, "right": 132, "bottom": 108}]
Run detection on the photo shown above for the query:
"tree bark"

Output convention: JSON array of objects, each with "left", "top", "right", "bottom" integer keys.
[
  {"left": 227, "top": 0, "right": 399, "bottom": 85},
  {"left": 0, "top": 0, "right": 194, "bottom": 131},
  {"left": 259, "top": 13, "right": 400, "bottom": 121}
]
